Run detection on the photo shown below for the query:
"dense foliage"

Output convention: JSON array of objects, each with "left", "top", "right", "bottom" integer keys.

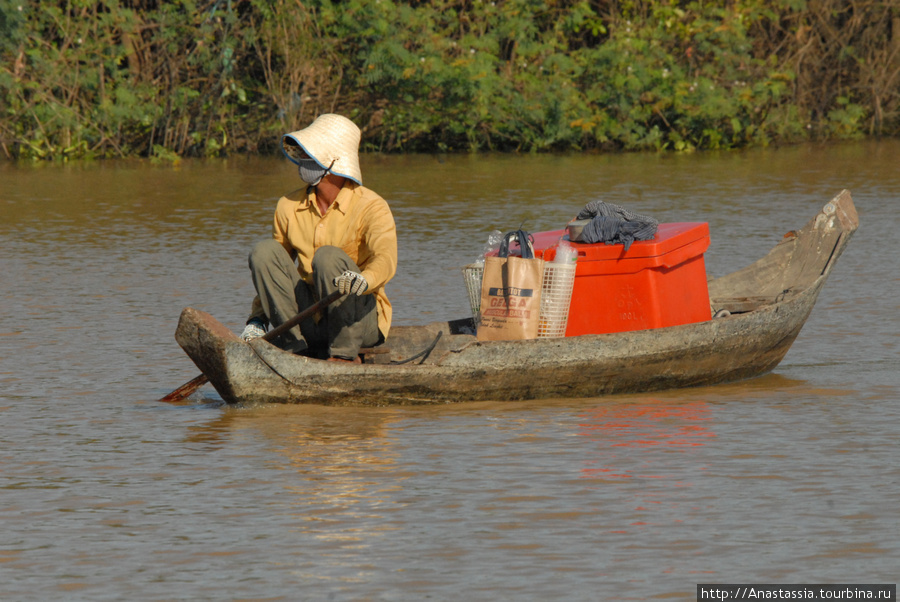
[{"left": 1, "top": 0, "right": 898, "bottom": 159}]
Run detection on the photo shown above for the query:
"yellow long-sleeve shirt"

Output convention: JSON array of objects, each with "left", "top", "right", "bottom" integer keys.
[{"left": 254, "top": 181, "right": 398, "bottom": 338}]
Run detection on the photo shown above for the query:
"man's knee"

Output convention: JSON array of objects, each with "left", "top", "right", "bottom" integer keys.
[
  {"left": 249, "top": 239, "right": 289, "bottom": 270},
  {"left": 312, "top": 245, "right": 354, "bottom": 275}
]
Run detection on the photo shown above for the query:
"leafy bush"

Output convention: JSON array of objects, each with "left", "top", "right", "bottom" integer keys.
[{"left": 1, "top": 0, "right": 897, "bottom": 159}]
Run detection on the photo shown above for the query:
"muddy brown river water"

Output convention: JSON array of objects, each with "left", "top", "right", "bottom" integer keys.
[{"left": 1, "top": 141, "right": 897, "bottom": 600}]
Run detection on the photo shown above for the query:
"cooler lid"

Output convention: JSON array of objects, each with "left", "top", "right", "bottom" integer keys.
[{"left": 532, "top": 222, "right": 709, "bottom": 261}]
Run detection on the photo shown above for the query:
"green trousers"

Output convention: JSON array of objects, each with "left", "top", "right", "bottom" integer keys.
[{"left": 248, "top": 240, "right": 381, "bottom": 359}]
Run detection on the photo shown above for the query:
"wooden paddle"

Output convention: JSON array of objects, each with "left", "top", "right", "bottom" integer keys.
[{"left": 159, "top": 290, "right": 344, "bottom": 403}]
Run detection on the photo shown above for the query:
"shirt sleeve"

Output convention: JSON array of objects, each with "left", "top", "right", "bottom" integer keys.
[
  {"left": 272, "top": 196, "right": 297, "bottom": 258},
  {"left": 358, "top": 195, "right": 398, "bottom": 291}
]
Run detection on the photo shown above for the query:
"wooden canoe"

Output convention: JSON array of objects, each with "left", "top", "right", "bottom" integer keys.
[{"left": 173, "top": 190, "right": 858, "bottom": 406}]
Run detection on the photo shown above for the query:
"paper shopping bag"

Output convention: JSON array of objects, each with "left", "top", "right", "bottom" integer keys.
[{"left": 477, "top": 232, "right": 544, "bottom": 341}]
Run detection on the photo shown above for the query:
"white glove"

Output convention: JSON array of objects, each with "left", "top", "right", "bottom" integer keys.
[
  {"left": 241, "top": 321, "right": 267, "bottom": 341},
  {"left": 333, "top": 270, "right": 368, "bottom": 296}
]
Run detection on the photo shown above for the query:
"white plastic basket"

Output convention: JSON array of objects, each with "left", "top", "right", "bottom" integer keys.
[
  {"left": 462, "top": 263, "right": 484, "bottom": 320},
  {"left": 538, "top": 262, "right": 576, "bottom": 338}
]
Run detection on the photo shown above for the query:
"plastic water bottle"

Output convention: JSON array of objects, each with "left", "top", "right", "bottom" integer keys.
[
  {"left": 554, "top": 238, "right": 578, "bottom": 265},
  {"left": 476, "top": 230, "right": 503, "bottom": 265}
]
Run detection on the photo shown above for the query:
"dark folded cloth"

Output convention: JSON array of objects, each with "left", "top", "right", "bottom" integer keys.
[{"left": 574, "top": 200, "right": 658, "bottom": 250}]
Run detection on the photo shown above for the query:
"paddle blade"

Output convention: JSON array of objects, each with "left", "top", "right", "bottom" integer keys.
[{"left": 159, "top": 373, "right": 209, "bottom": 403}]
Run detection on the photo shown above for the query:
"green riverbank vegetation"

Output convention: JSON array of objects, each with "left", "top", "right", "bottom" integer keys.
[{"left": 1, "top": 0, "right": 899, "bottom": 160}]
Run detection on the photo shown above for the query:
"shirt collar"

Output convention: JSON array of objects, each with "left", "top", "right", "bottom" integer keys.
[
  {"left": 331, "top": 182, "right": 356, "bottom": 214},
  {"left": 297, "top": 181, "right": 358, "bottom": 216}
]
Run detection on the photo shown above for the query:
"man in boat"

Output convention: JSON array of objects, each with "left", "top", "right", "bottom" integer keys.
[{"left": 240, "top": 114, "right": 398, "bottom": 363}]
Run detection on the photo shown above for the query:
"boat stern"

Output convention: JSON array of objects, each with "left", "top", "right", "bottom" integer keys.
[{"left": 174, "top": 307, "right": 280, "bottom": 403}]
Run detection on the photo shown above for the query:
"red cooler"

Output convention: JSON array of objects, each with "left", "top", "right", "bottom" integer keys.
[{"left": 531, "top": 223, "right": 712, "bottom": 336}]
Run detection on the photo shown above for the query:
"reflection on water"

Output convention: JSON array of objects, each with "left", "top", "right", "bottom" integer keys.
[
  {"left": 578, "top": 401, "right": 715, "bottom": 480},
  {"left": 1, "top": 141, "right": 898, "bottom": 599}
]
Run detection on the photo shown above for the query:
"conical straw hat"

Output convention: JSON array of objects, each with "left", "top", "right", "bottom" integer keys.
[{"left": 282, "top": 114, "right": 362, "bottom": 185}]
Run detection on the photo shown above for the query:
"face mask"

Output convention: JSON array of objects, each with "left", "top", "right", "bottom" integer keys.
[{"left": 298, "top": 159, "right": 328, "bottom": 186}]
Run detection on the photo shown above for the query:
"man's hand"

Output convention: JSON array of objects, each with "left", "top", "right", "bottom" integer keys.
[{"left": 333, "top": 270, "right": 368, "bottom": 295}]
